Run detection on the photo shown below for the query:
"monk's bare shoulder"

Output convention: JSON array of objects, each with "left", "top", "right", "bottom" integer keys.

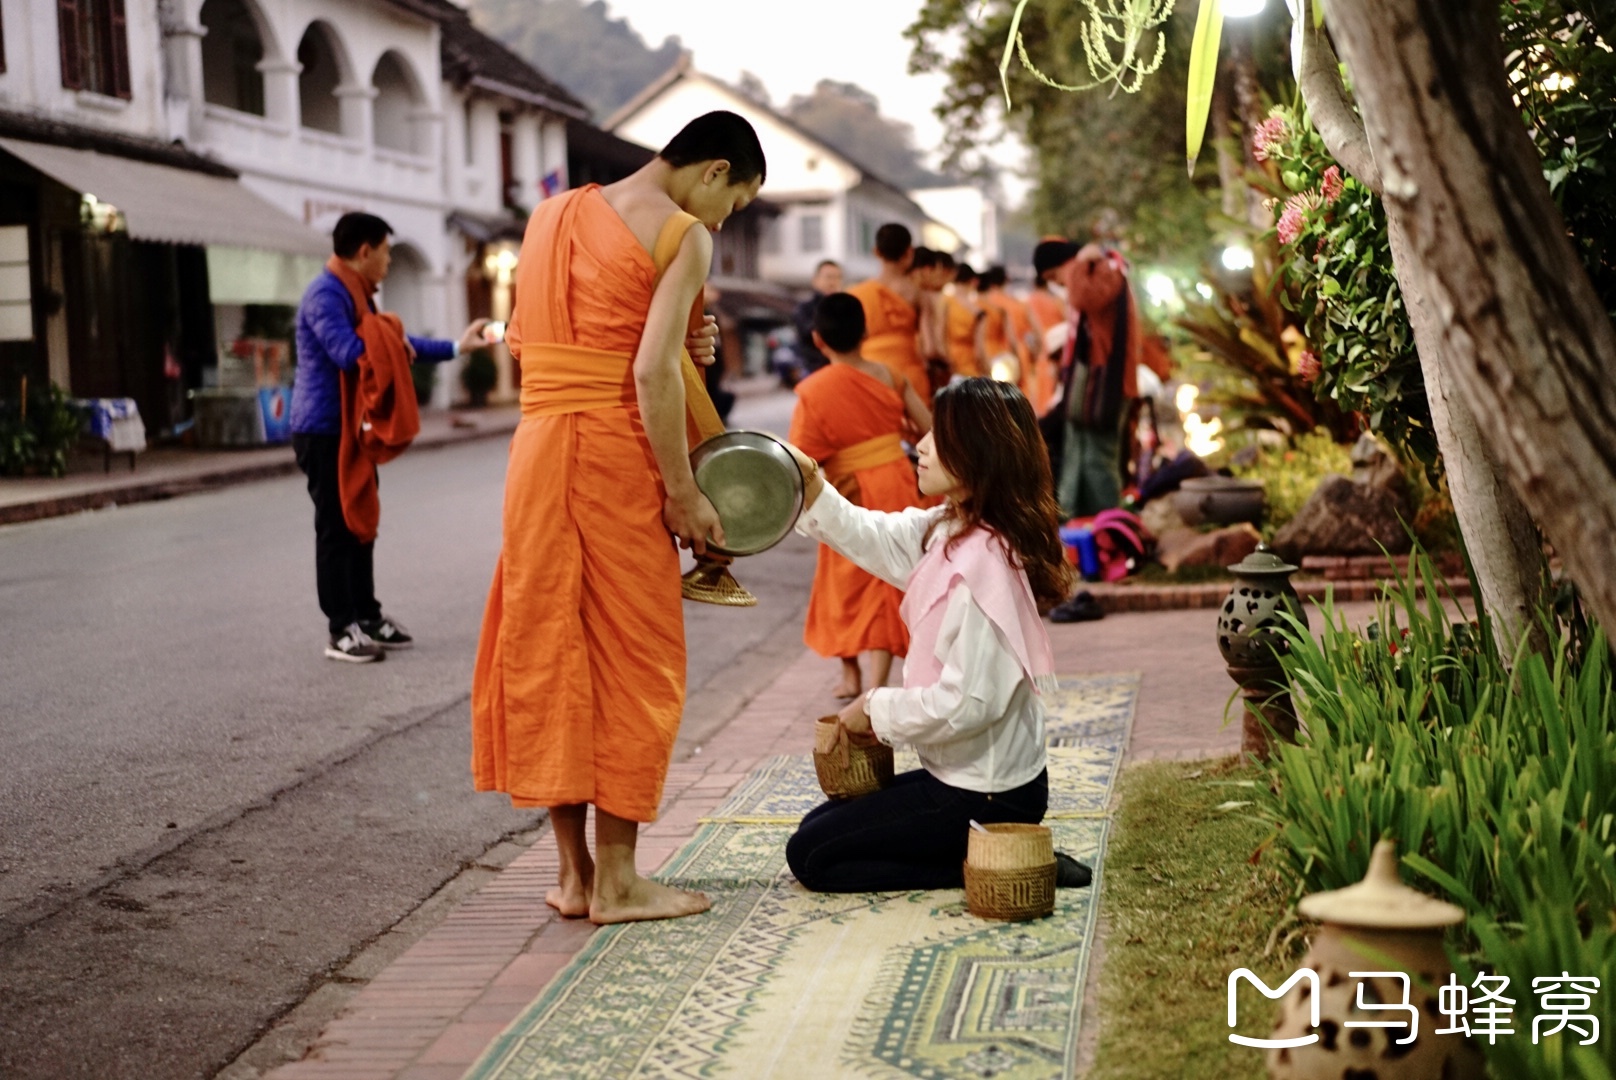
[{"left": 599, "top": 179, "right": 683, "bottom": 256}]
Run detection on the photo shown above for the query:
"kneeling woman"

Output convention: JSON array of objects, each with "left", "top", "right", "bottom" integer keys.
[{"left": 784, "top": 378, "right": 1089, "bottom": 892}]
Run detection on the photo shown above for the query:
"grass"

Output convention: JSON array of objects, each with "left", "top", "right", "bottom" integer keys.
[{"left": 1087, "top": 757, "right": 1300, "bottom": 1080}]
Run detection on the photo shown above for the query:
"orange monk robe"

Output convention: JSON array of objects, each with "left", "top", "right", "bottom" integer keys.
[
  {"left": 471, "top": 185, "right": 698, "bottom": 824},
  {"left": 944, "top": 294, "right": 984, "bottom": 377},
  {"left": 1025, "top": 287, "right": 1068, "bottom": 417},
  {"left": 789, "top": 363, "right": 920, "bottom": 658},
  {"left": 847, "top": 280, "right": 930, "bottom": 399}
]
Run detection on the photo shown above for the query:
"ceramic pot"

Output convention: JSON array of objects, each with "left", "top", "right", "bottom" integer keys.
[{"left": 1174, "top": 475, "right": 1265, "bottom": 526}]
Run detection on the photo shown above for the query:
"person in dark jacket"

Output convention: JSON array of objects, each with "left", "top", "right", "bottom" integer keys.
[
  {"left": 292, "top": 212, "right": 487, "bottom": 663},
  {"left": 790, "top": 259, "right": 844, "bottom": 380}
]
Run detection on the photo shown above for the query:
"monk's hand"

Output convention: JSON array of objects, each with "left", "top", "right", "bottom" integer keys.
[
  {"left": 685, "top": 315, "right": 720, "bottom": 366},
  {"left": 839, "top": 693, "right": 874, "bottom": 738},
  {"left": 457, "top": 319, "right": 491, "bottom": 356},
  {"left": 665, "top": 485, "right": 725, "bottom": 556},
  {"left": 403, "top": 337, "right": 418, "bottom": 362}
]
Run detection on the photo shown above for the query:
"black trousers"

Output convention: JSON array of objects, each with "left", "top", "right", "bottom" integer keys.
[
  {"left": 785, "top": 767, "right": 1048, "bottom": 893},
  {"left": 292, "top": 433, "right": 382, "bottom": 636}
]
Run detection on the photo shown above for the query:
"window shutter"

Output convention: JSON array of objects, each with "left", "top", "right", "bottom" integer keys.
[
  {"left": 57, "top": 0, "right": 82, "bottom": 90},
  {"left": 107, "top": 0, "right": 131, "bottom": 99}
]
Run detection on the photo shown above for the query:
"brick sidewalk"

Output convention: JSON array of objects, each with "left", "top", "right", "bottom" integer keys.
[{"left": 254, "top": 599, "right": 1395, "bottom": 1079}]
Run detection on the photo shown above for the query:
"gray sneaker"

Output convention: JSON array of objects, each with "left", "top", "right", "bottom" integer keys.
[{"left": 326, "top": 623, "right": 386, "bottom": 663}]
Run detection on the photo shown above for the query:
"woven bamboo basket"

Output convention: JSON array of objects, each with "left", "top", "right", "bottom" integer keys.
[
  {"left": 812, "top": 716, "right": 894, "bottom": 799},
  {"left": 963, "top": 823, "right": 1057, "bottom": 921}
]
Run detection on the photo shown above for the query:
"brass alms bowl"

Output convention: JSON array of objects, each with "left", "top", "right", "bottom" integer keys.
[{"left": 688, "top": 430, "right": 805, "bottom": 558}]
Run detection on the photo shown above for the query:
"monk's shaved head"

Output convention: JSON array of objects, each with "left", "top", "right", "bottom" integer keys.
[
  {"left": 813, "top": 293, "right": 867, "bottom": 353},
  {"left": 660, "top": 111, "right": 767, "bottom": 185},
  {"left": 874, "top": 223, "right": 912, "bottom": 263}
]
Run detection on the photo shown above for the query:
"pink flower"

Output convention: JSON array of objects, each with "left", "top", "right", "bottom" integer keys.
[
  {"left": 1252, "top": 115, "right": 1289, "bottom": 162},
  {"left": 1321, "top": 165, "right": 1345, "bottom": 204},
  {"left": 1297, "top": 350, "right": 1321, "bottom": 384},
  {"left": 1277, "top": 204, "right": 1306, "bottom": 246}
]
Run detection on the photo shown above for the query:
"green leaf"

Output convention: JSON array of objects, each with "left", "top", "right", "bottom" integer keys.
[{"left": 1185, "top": 0, "right": 1224, "bottom": 176}]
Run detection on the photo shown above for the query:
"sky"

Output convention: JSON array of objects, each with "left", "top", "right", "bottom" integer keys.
[{"left": 600, "top": 0, "right": 1032, "bottom": 207}]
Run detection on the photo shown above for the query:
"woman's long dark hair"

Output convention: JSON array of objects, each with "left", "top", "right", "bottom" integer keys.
[{"left": 930, "top": 378, "right": 1075, "bottom": 606}]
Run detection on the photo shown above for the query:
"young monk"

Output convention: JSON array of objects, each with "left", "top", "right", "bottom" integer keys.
[
  {"left": 976, "top": 266, "right": 1037, "bottom": 400},
  {"left": 790, "top": 293, "right": 933, "bottom": 700},
  {"left": 945, "top": 263, "right": 987, "bottom": 379},
  {"left": 471, "top": 111, "right": 765, "bottom": 924},
  {"left": 911, "top": 248, "right": 954, "bottom": 395},
  {"left": 782, "top": 379, "right": 1091, "bottom": 891},
  {"left": 847, "top": 224, "right": 931, "bottom": 398}
]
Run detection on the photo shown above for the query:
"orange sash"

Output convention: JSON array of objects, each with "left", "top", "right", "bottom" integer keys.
[{"left": 517, "top": 209, "right": 723, "bottom": 448}]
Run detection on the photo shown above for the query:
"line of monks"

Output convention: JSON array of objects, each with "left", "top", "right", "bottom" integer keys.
[{"left": 793, "top": 224, "right": 1084, "bottom": 700}]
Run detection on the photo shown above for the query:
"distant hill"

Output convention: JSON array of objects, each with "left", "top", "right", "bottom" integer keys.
[
  {"left": 468, "top": 2, "right": 949, "bottom": 191},
  {"left": 467, "top": 0, "right": 682, "bottom": 118},
  {"left": 783, "top": 80, "right": 948, "bottom": 190}
]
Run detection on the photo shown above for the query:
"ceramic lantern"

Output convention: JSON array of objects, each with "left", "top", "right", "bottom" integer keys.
[
  {"left": 1217, "top": 544, "right": 1309, "bottom": 666},
  {"left": 1219, "top": 544, "right": 1308, "bottom": 758},
  {"left": 1267, "top": 841, "right": 1485, "bottom": 1080}
]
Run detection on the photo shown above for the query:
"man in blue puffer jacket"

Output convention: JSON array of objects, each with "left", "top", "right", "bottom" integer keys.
[{"left": 292, "top": 212, "right": 488, "bottom": 663}]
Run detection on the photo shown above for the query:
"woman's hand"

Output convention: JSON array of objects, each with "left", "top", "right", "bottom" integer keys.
[
  {"left": 838, "top": 692, "right": 873, "bottom": 737},
  {"left": 783, "top": 442, "right": 827, "bottom": 508}
]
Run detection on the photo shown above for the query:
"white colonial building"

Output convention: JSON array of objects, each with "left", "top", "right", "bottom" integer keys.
[
  {"left": 605, "top": 55, "right": 950, "bottom": 289},
  {"left": 0, "top": 0, "right": 589, "bottom": 424}
]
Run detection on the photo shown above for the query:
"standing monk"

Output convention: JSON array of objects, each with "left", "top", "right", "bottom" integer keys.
[
  {"left": 945, "top": 263, "right": 987, "bottom": 379},
  {"left": 848, "top": 224, "right": 931, "bottom": 399},
  {"left": 790, "top": 294, "right": 932, "bottom": 699},
  {"left": 472, "top": 111, "right": 765, "bottom": 924},
  {"left": 1026, "top": 240, "right": 1078, "bottom": 417}
]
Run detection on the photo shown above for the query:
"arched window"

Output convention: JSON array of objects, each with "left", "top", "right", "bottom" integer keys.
[
  {"left": 199, "top": 0, "right": 265, "bottom": 116},
  {"left": 371, "top": 51, "right": 421, "bottom": 154},
  {"left": 296, "top": 24, "right": 343, "bottom": 134}
]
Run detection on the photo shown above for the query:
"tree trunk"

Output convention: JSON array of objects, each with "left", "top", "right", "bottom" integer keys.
[
  {"left": 1387, "top": 217, "right": 1549, "bottom": 657},
  {"left": 1297, "top": 15, "right": 1549, "bottom": 656},
  {"left": 1321, "top": 0, "right": 1616, "bottom": 642}
]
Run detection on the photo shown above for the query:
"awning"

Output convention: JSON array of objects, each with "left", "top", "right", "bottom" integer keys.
[
  {"left": 0, "top": 137, "right": 327, "bottom": 257},
  {"left": 206, "top": 246, "right": 326, "bottom": 306}
]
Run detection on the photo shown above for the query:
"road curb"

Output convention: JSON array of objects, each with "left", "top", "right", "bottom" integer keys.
[{"left": 0, "top": 421, "right": 517, "bottom": 527}]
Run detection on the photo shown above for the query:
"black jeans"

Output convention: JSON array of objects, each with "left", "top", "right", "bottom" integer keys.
[
  {"left": 292, "top": 433, "right": 382, "bottom": 636},
  {"left": 785, "top": 768, "right": 1049, "bottom": 893}
]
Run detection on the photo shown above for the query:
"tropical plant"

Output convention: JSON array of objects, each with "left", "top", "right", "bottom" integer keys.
[
  {"left": 1255, "top": 103, "right": 1437, "bottom": 471},
  {"left": 1255, "top": 553, "right": 1616, "bottom": 1077},
  {"left": 1172, "top": 275, "right": 1357, "bottom": 442},
  {"left": 1230, "top": 428, "right": 1350, "bottom": 539},
  {"left": 0, "top": 381, "right": 84, "bottom": 478}
]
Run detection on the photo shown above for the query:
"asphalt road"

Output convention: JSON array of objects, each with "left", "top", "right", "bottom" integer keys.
[{"left": 0, "top": 389, "right": 815, "bottom": 1079}]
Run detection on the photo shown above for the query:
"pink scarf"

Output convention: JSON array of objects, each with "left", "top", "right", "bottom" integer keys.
[{"left": 900, "top": 524, "right": 1059, "bottom": 695}]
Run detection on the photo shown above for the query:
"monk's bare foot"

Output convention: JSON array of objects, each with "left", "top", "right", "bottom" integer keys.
[
  {"left": 589, "top": 876, "right": 711, "bottom": 925},
  {"left": 546, "top": 866, "right": 593, "bottom": 919},
  {"left": 834, "top": 659, "right": 862, "bottom": 700}
]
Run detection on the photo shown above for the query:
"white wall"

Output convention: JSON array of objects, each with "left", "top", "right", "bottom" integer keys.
[
  {"left": 910, "top": 185, "right": 1002, "bottom": 267},
  {"left": 611, "top": 74, "right": 860, "bottom": 201},
  {"left": 0, "top": 0, "right": 171, "bottom": 140}
]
